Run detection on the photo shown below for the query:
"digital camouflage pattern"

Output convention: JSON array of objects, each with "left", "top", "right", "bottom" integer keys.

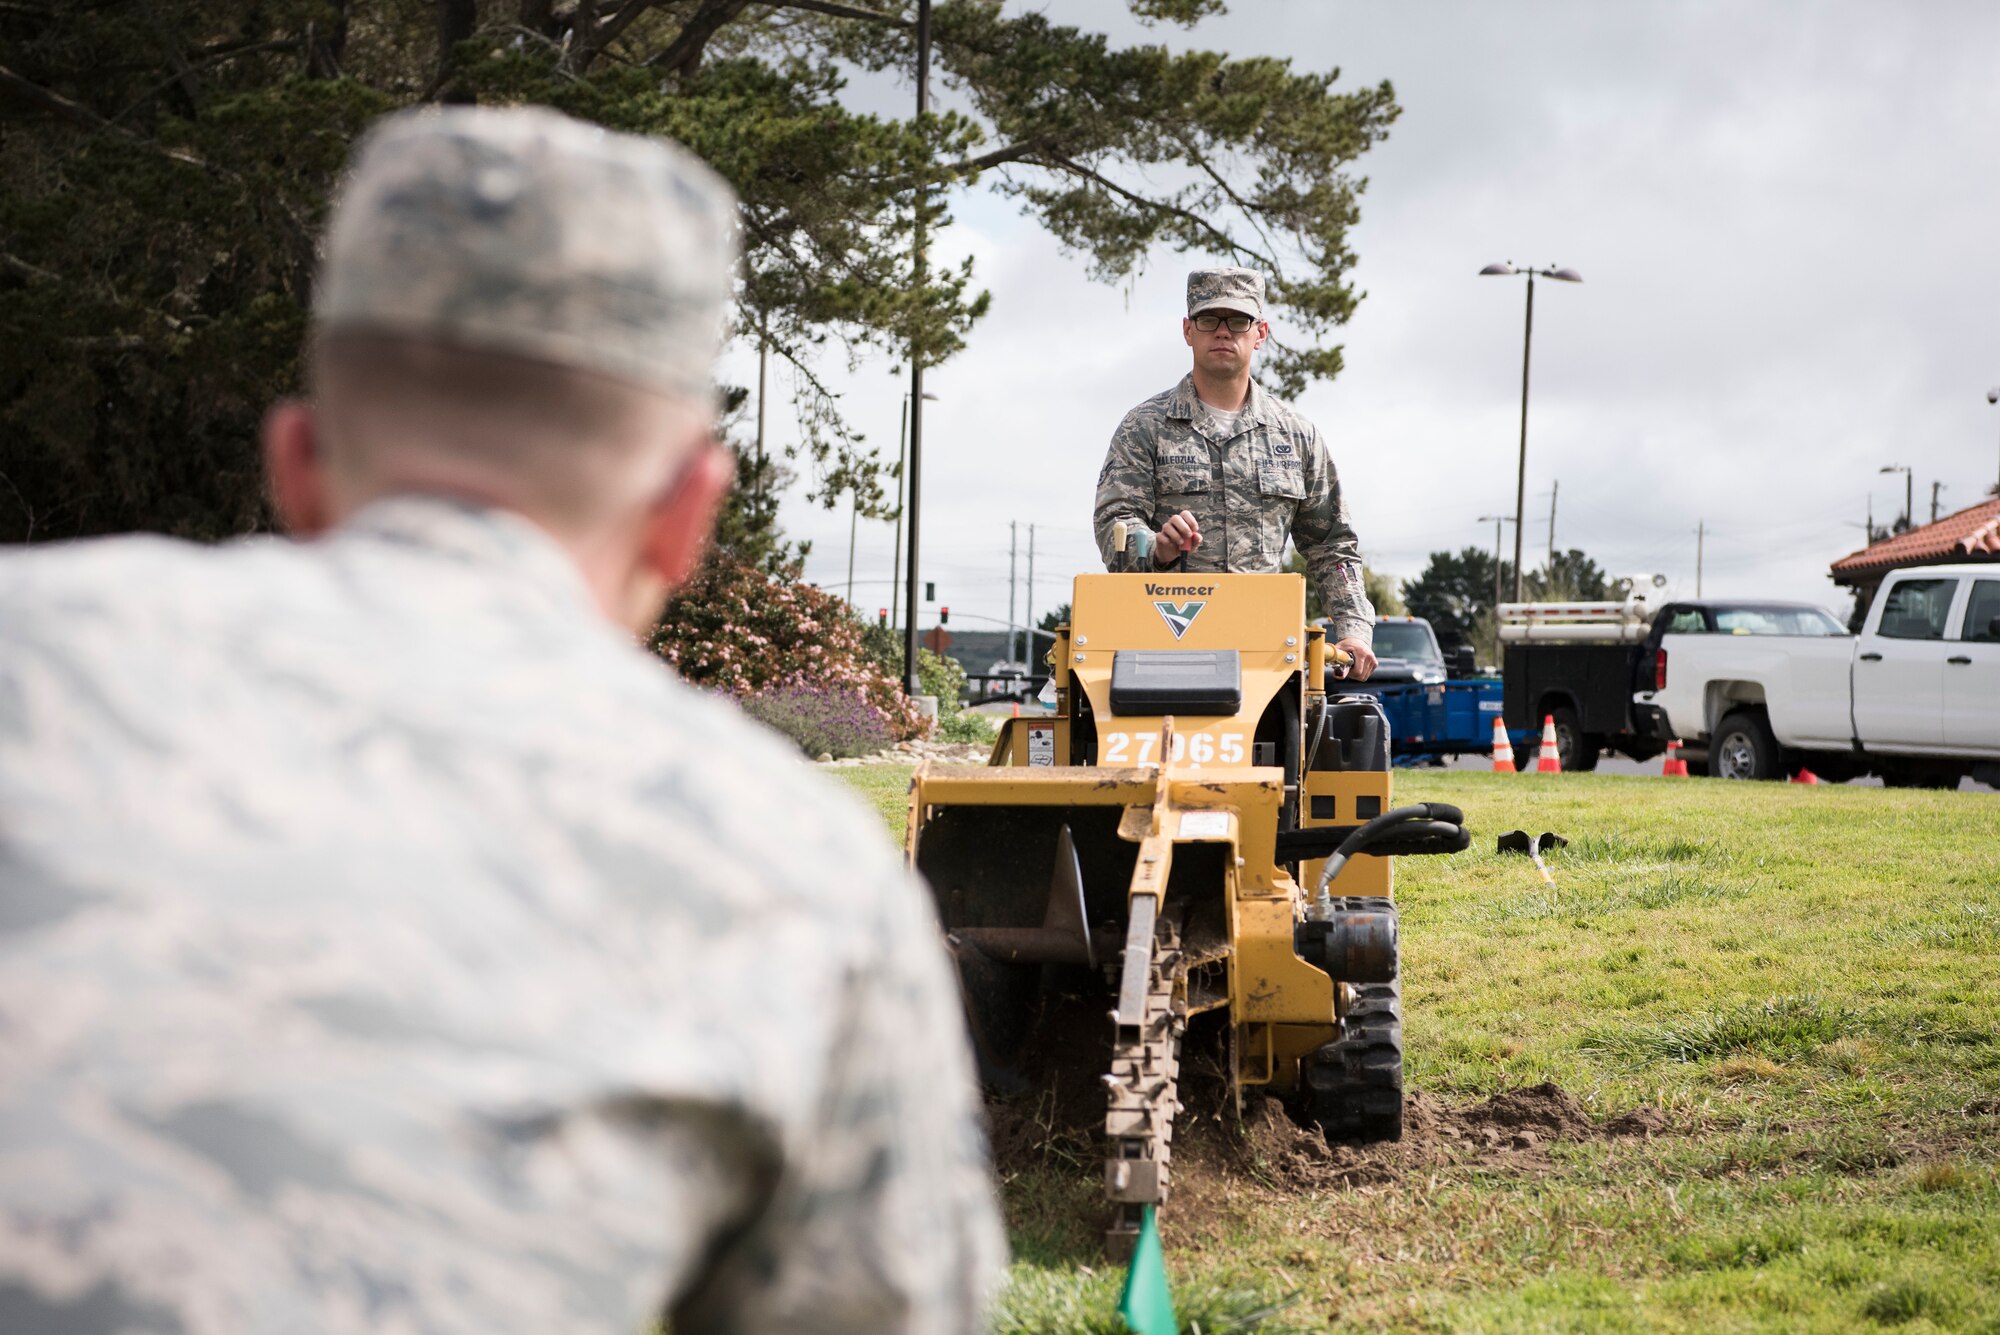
[
  {"left": 0, "top": 498, "right": 1006, "bottom": 1332},
  {"left": 1093, "top": 374, "right": 1375, "bottom": 646},
  {"left": 1184, "top": 266, "right": 1265, "bottom": 319},
  {"left": 316, "top": 106, "right": 738, "bottom": 401}
]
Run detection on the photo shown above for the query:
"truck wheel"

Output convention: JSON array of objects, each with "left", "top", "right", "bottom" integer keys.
[
  {"left": 1711, "top": 711, "right": 1779, "bottom": 781},
  {"left": 1550, "top": 706, "right": 1599, "bottom": 772}
]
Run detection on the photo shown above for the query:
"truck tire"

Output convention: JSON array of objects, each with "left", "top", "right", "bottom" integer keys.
[
  {"left": 1550, "top": 706, "right": 1599, "bottom": 772},
  {"left": 1711, "top": 710, "right": 1780, "bottom": 781}
]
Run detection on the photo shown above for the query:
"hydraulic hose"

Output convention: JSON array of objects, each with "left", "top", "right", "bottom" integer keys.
[{"left": 1311, "top": 802, "right": 1467, "bottom": 904}]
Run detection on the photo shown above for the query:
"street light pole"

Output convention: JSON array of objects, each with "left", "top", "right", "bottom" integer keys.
[
  {"left": 846, "top": 483, "right": 859, "bottom": 605},
  {"left": 1514, "top": 269, "right": 1534, "bottom": 602},
  {"left": 1880, "top": 463, "right": 1912, "bottom": 531},
  {"left": 889, "top": 390, "right": 938, "bottom": 636},
  {"left": 1481, "top": 262, "right": 1582, "bottom": 602},
  {"left": 901, "top": 0, "right": 932, "bottom": 696},
  {"left": 1987, "top": 387, "right": 1999, "bottom": 495},
  {"left": 1476, "top": 514, "right": 1513, "bottom": 612}
]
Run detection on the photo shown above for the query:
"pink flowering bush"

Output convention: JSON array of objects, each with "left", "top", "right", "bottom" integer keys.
[{"left": 650, "top": 553, "right": 927, "bottom": 747}]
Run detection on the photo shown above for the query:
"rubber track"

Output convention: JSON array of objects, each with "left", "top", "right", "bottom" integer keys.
[{"left": 1303, "top": 896, "right": 1404, "bottom": 1143}]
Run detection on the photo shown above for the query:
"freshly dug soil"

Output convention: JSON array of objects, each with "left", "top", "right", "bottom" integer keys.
[{"left": 985, "top": 1006, "right": 1671, "bottom": 1212}]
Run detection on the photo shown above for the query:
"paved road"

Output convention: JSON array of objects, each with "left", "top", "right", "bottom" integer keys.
[
  {"left": 967, "top": 699, "right": 1995, "bottom": 793},
  {"left": 1437, "top": 748, "right": 1996, "bottom": 793}
]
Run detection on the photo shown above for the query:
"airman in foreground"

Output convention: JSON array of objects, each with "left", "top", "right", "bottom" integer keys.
[{"left": 0, "top": 106, "right": 1003, "bottom": 1333}]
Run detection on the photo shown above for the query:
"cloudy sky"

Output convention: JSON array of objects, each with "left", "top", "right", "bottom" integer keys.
[{"left": 716, "top": 0, "right": 2000, "bottom": 641}]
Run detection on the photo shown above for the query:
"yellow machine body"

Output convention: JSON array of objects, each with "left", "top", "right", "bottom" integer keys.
[{"left": 910, "top": 572, "right": 1390, "bottom": 1092}]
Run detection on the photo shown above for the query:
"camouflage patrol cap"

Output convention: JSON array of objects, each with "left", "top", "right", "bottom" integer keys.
[
  {"left": 1186, "top": 266, "right": 1265, "bottom": 320},
  {"left": 315, "top": 106, "right": 739, "bottom": 400}
]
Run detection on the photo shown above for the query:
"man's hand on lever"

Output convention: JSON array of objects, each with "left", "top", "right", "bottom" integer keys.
[
  {"left": 1153, "top": 510, "right": 1202, "bottom": 565},
  {"left": 1329, "top": 638, "right": 1377, "bottom": 682}
]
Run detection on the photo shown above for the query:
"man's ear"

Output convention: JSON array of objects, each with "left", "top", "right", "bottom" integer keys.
[
  {"left": 639, "top": 442, "right": 735, "bottom": 592},
  {"left": 1252, "top": 320, "right": 1270, "bottom": 351},
  {"left": 1181, "top": 317, "right": 1195, "bottom": 349},
  {"left": 263, "top": 400, "right": 335, "bottom": 536}
]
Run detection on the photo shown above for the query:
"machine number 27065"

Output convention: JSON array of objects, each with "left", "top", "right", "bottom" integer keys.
[{"left": 1101, "top": 731, "right": 1246, "bottom": 766}]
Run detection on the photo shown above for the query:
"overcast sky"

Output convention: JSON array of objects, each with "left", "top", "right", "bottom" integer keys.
[{"left": 714, "top": 0, "right": 2000, "bottom": 642}]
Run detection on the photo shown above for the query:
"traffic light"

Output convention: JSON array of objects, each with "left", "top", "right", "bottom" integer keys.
[
  {"left": 925, "top": 581, "right": 936, "bottom": 602},
  {"left": 877, "top": 608, "right": 887, "bottom": 627},
  {"left": 940, "top": 606, "right": 950, "bottom": 625}
]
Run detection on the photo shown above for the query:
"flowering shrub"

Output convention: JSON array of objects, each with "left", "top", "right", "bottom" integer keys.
[
  {"left": 739, "top": 681, "right": 894, "bottom": 759},
  {"left": 649, "top": 552, "right": 927, "bottom": 743}
]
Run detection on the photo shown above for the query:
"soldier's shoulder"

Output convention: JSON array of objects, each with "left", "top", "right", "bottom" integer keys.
[
  {"left": 1253, "top": 386, "right": 1319, "bottom": 433},
  {"left": 0, "top": 531, "right": 272, "bottom": 625},
  {"left": 1114, "top": 382, "right": 1186, "bottom": 435}
]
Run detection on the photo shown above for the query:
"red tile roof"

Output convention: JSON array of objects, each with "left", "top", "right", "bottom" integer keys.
[{"left": 1830, "top": 496, "right": 2000, "bottom": 581}]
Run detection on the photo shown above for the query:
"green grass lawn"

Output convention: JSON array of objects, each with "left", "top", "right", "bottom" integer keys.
[{"left": 835, "top": 765, "right": 2000, "bottom": 1333}]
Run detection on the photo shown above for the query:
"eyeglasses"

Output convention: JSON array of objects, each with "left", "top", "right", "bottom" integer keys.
[{"left": 1192, "top": 313, "right": 1256, "bottom": 333}]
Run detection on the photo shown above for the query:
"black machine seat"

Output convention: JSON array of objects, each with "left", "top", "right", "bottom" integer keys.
[{"left": 1109, "top": 649, "right": 1243, "bottom": 716}]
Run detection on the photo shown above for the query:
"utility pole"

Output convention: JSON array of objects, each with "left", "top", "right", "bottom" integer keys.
[
  {"left": 1931, "top": 480, "right": 1945, "bottom": 524},
  {"left": 1477, "top": 514, "right": 1512, "bottom": 612},
  {"left": 1546, "top": 477, "right": 1558, "bottom": 571},
  {"left": 1008, "top": 521, "right": 1019, "bottom": 663},
  {"left": 754, "top": 339, "right": 767, "bottom": 510},
  {"left": 1696, "top": 519, "right": 1705, "bottom": 597},
  {"left": 900, "top": 0, "right": 932, "bottom": 696},
  {"left": 1025, "top": 524, "right": 1037, "bottom": 671}
]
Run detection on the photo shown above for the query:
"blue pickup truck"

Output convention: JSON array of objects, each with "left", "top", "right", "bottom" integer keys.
[{"left": 1329, "top": 616, "right": 1511, "bottom": 765}]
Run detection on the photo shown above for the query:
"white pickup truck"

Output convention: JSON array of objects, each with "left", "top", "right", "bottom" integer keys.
[{"left": 1632, "top": 563, "right": 2000, "bottom": 786}]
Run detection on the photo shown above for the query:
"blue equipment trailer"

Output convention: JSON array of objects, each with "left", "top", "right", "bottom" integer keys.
[{"left": 1343, "top": 677, "right": 1516, "bottom": 765}]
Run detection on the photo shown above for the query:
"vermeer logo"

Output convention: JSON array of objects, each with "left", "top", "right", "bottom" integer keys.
[{"left": 1153, "top": 600, "right": 1206, "bottom": 639}]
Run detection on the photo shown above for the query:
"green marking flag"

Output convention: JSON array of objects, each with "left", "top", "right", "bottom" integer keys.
[{"left": 1117, "top": 1205, "right": 1178, "bottom": 1334}]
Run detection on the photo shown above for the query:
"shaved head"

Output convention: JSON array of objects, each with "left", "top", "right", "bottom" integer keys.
[{"left": 309, "top": 331, "right": 709, "bottom": 535}]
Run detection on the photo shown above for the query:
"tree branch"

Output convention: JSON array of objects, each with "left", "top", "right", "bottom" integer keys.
[
  {"left": 110, "top": 40, "right": 305, "bottom": 125},
  {"left": 643, "top": 0, "right": 754, "bottom": 75},
  {"left": 1044, "top": 152, "right": 1259, "bottom": 261},
  {"left": 0, "top": 249, "right": 59, "bottom": 283},
  {"left": 934, "top": 138, "right": 1048, "bottom": 180},
  {"left": 429, "top": 0, "right": 478, "bottom": 98},
  {"left": 0, "top": 62, "right": 106, "bottom": 130},
  {"left": 1178, "top": 136, "right": 1280, "bottom": 257},
  {"left": 0, "top": 63, "right": 211, "bottom": 168},
  {"left": 305, "top": 0, "right": 351, "bottom": 79},
  {"left": 760, "top": 0, "right": 911, "bottom": 26},
  {"left": 588, "top": 0, "right": 667, "bottom": 63}
]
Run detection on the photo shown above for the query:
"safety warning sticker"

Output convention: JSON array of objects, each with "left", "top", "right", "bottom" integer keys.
[{"left": 1028, "top": 726, "right": 1055, "bottom": 767}]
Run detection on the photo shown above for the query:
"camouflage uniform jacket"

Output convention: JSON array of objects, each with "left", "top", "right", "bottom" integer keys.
[
  {"left": 0, "top": 497, "right": 1004, "bottom": 1334},
  {"left": 1093, "top": 374, "right": 1375, "bottom": 646}
]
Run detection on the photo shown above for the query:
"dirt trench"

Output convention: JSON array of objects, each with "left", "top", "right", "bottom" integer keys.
[{"left": 985, "top": 1006, "right": 1670, "bottom": 1232}]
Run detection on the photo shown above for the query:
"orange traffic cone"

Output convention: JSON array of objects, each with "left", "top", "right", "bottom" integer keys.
[
  {"left": 1661, "top": 740, "right": 1689, "bottom": 777},
  {"left": 1791, "top": 768, "right": 1822, "bottom": 785},
  {"left": 1490, "top": 717, "right": 1515, "bottom": 772},
  {"left": 1535, "top": 715, "right": 1563, "bottom": 773}
]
